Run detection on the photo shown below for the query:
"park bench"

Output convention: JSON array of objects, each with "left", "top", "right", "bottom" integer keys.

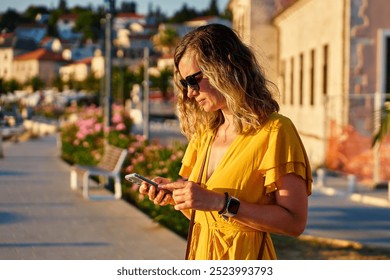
[{"left": 70, "top": 144, "right": 128, "bottom": 199}]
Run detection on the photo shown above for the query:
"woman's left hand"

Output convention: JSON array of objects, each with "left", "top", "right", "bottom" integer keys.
[{"left": 159, "top": 181, "right": 224, "bottom": 212}]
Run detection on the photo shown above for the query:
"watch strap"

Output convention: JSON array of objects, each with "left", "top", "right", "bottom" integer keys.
[{"left": 218, "top": 192, "right": 229, "bottom": 214}]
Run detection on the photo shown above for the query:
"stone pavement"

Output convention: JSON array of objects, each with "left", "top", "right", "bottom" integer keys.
[
  {"left": 306, "top": 170, "right": 390, "bottom": 250},
  {"left": 314, "top": 170, "right": 390, "bottom": 208},
  {"left": 0, "top": 135, "right": 186, "bottom": 260}
]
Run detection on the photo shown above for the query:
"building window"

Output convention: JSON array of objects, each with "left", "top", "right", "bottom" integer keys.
[
  {"left": 386, "top": 37, "right": 390, "bottom": 98},
  {"left": 290, "top": 57, "right": 294, "bottom": 105},
  {"left": 323, "top": 45, "right": 328, "bottom": 95},
  {"left": 280, "top": 60, "right": 286, "bottom": 104},
  {"left": 299, "top": 53, "right": 304, "bottom": 105},
  {"left": 310, "top": 49, "right": 315, "bottom": 105}
]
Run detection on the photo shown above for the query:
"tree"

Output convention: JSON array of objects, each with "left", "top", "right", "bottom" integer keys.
[
  {"left": 27, "top": 76, "right": 45, "bottom": 92},
  {"left": 47, "top": 9, "right": 62, "bottom": 37},
  {"left": 82, "top": 73, "right": 101, "bottom": 94},
  {"left": 146, "top": 5, "right": 167, "bottom": 25},
  {"left": 52, "top": 75, "right": 64, "bottom": 92},
  {"left": 1, "top": 79, "right": 21, "bottom": 93},
  {"left": 58, "top": 0, "right": 68, "bottom": 13},
  {"left": 74, "top": 9, "right": 103, "bottom": 41},
  {"left": 111, "top": 67, "right": 140, "bottom": 103},
  {"left": 150, "top": 67, "right": 173, "bottom": 100},
  {"left": 122, "top": 71, "right": 139, "bottom": 101},
  {"left": 0, "top": 9, "right": 30, "bottom": 32},
  {"left": 0, "top": 79, "right": 5, "bottom": 94},
  {"left": 168, "top": 4, "right": 199, "bottom": 23},
  {"left": 23, "top": 5, "right": 49, "bottom": 22},
  {"left": 220, "top": 4, "right": 233, "bottom": 20},
  {"left": 204, "top": 0, "right": 219, "bottom": 16},
  {"left": 152, "top": 27, "right": 180, "bottom": 55}
]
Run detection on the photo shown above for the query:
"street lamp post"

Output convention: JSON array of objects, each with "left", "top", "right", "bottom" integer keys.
[
  {"left": 103, "top": 0, "right": 115, "bottom": 190},
  {"left": 0, "top": 125, "right": 3, "bottom": 159},
  {"left": 117, "top": 48, "right": 125, "bottom": 105},
  {"left": 0, "top": 107, "right": 4, "bottom": 158},
  {"left": 104, "top": 0, "right": 115, "bottom": 144},
  {"left": 143, "top": 47, "right": 150, "bottom": 141}
]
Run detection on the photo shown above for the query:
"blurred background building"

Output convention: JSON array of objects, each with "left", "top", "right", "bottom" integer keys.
[{"left": 229, "top": 0, "right": 390, "bottom": 185}]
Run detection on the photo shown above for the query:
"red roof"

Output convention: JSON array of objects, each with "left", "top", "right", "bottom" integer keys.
[
  {"left": 0, "top": 32, "right": 15, "bottom": 39},
  {"left": 63, "top": 57, "right": 93, "bottom": 67},
  {"left": 40, "top": 36, "right": 54, "bottom": 44},
  {"left": 59, "top": 14, "right": 78, "bottom": 20},
  {"left": 14, "top": 48, "right": 63, "bottom": 61},
  {"left": 75, "top": 57, "right": 93, "bottom": 65}
]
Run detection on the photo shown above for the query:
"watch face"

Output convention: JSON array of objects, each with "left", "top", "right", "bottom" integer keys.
[{"left": 228, "top": 197, "right": 240, "bottom": 214}]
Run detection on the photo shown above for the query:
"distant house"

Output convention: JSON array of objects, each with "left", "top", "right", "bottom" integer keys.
[
  {"left": 13, "top": 48, "right": 65, "bottom": 86},
  {"left": 113, "top": 13, "right": 146, "bottom": 30},
  {"left": 60, "top": 57, "right": 93, "bottom": 82},
  {"left": 157, "top": 53, "right": 174, "bottom": 70},
  {"left": 57, "top": 14, "right": 82, "bottom": 41},
  {"left": 15, "top": 24, "right": 47, "bottom": 44},
  {"left": 127, "top": 33, "right": 154, "bottom": 57},
  {"left": 113, "top": 13, "right": 156, "bottom": 60},
  {"left": 59, "top": 47, "right": 109, "bottom": 82},
  {"left": 62, "top": 43, "right": 99, "bottom": 61},
  {"left": 40, "top": 37, "right": 63, "bottom": 53},
  {"left": 0, "top": 33, "right": 16, "bottom": 81},
  {"left": 35, "top": 13, "right": 50, "bottom": 24},
  {"left": 0, "top": 33, "right": 38, "bottom": 81}
]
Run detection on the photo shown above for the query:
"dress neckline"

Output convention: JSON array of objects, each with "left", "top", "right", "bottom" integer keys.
[{"left": 204, "top": 131, "right": 240, "bottom": 183}]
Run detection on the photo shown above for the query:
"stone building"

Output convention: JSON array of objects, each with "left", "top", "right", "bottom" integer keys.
[
  {"left": 13, "top": 48, "right": 65, "bottom": 86},
  {"left": 229, "top": 0, "right": 390, "bottom": 182}
]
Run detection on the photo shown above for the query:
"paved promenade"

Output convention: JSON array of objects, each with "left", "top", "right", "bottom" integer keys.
[{"left": 0, "top": 135, "right": 186, "bottom": 260}]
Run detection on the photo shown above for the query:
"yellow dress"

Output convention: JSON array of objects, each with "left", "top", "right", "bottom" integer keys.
[{"left": 179, "top": 112, "right": 312, "bottom": 260}]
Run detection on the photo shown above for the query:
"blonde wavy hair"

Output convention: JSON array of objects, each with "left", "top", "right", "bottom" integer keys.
[{"left": 173, "top": 24, "right": 279, "bottom": 140}]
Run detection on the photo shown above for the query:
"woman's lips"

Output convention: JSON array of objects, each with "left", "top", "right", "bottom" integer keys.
[{"left": 197, "top": 99, "right": 206, "bottom": 106}]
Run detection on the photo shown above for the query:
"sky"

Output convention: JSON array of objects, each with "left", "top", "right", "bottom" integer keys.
[{"left": 0, "top": 0, "right": 230, "bottom": 16}]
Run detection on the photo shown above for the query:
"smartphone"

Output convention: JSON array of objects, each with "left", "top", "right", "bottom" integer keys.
[{"left": 125, "top": 173, "right": 159, "bottom": 188}]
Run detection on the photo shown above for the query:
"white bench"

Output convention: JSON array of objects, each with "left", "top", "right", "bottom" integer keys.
[{"left": 70, "top": 144, "right": 128, "bottom": 199}]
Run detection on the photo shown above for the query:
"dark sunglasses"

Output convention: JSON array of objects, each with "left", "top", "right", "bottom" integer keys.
[{"left": 179, "top": 71, "right": 203, "bottom": 90}]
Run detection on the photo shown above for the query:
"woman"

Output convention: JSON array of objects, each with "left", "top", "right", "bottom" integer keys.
[{"left": 139, "top": 24, "right": 312, "bottom": 260}]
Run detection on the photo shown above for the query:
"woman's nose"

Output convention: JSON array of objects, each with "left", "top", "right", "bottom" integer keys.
[{"left": 186, "top": 87, "right": 199, "bottom": 99}]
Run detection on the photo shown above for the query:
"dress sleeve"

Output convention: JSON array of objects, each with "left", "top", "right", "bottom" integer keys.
[{"left": 259, "top": 117, "right": 312, "bottom": 195}]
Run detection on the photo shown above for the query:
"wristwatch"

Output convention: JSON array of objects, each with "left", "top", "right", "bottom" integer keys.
[{"left": 219, "top": 192, "right": 240, "bottom": 220}]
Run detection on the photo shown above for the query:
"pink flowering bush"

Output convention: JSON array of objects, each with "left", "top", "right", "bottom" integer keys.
[
  {"left": 60, "top": 104, "right": 189, "bottom": 237},
  {"left": 60, "top": 104, "right": 133, "bottom": 165},
  {"left": 124, "top": 139, "right": 185, "bottom": 181}
]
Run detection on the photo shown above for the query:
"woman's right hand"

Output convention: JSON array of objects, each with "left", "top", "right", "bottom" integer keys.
[{"left": 139, "top": 176, "right": 173, "bottom": 206}]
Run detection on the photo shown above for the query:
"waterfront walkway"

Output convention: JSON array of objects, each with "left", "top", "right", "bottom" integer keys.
[{"left": 0, "top": 135, "right": 186, "bottom": 260}]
